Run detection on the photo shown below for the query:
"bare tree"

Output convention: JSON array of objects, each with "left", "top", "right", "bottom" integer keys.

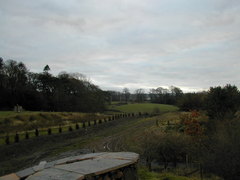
[
  {"left": 135, "top": 88, "right": 145, "bottom": 102},
  {"left": 122, "top": 88, "right": 130, "bottom": 103}
]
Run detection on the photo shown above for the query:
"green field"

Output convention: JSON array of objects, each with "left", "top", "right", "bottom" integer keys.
[
  {"left": 0, "top": 102, "right": 179, "bottom": 144},
  {"left": 108, "top": 102, "right": 179, "bottom": 113},
  {"left": 0, "top": 111, "right": 108, "bottom": 135},
  {"left": 139, "top": 168, "right": 196, "bottom": 180},
  {"left": 0, "top": 112, "right": 181, "bottom": 175},
  {"left": 0, "top": 111, "right": 219, "bottom": 179}
]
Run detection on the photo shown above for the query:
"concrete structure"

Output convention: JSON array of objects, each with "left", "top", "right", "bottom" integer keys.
[{"left": 0, "top": 152, "right": 139, "bottom": 180}]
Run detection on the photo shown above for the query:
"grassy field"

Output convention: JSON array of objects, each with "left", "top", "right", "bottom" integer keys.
[
  {"left": 108, "top": 102, "right": 179, "bottom": 113},
  {"left": 0, "top": 102, "right": 178, "bottom": 136},
  {"left": 138, "top": 167, "right": 221, "bottom": 180},
  {"left": 0, "top": 111, "right": 218, "bottom": 179},
  {"left": 0, "top": 111, "right": 108, "bottom": 135},
  {"left": 0, "top": 112, "right": 180, "bottom": 175}
]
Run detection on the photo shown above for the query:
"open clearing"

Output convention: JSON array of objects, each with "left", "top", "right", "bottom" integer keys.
[{"left": 108, "top": 102, "right": 179, "bottom": 113}]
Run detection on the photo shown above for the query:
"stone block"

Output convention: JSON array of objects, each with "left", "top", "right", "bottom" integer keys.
[
  {"left": 26, "top": 168, "right": 84, "bottom": 180},
  {"left": 16, "top": 167, "right": 35, "bottom": 179}
]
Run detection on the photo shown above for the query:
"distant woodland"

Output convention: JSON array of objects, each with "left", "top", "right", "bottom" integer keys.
[
  {"left": 1, "top": 57, "right": 240, "bottom": 118},
  {"left": 0, "top": 58, "right": 106, "bottom": 112}
]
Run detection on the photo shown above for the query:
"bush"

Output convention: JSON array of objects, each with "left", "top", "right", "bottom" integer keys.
[
  {"left": 29, "top": 115, "right": 35, "bottom": 122},
  {"left": 25, "top": 131, "right": 29, "bottom": 139},
  {"left": 5, "top": 135, "right": 9, "bottom": 145},
  {"left": 141, "top": 130, "right": 192, "bottom": 171},
  {"left": 3, "top": 118, "right": 11, "bottom": 125},
  {"left": 206, "top": 85, "right": 240, "bottom": 120},
  {"left": 58, "top": 126, "right": 62, "bottom": 133},
  {"left": 35, "top": 128, "right": 39, "bottom": 136},
  {"left": 47, "top": 128, "right": 52, "bottom": 135},
  {"left": 203, "top": 119, "right": 240, "bottom": 180},
  {"left": 14, "top": 133, "right": 19, "bottom": 143},
  {"left": 68, "top": 126, "right": 73, "bottom": 131}
]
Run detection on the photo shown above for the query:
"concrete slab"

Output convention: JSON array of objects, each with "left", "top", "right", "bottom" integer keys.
[
  {"left": 16, "top": 167, "right": 35, "bottom": 179},
  {"left": 33, "top": 161, "right": 47, "bottom": 172},
  {"left": 55, "top": 158, "right": 133, "bottom": 176},
  {"left": 44, "top": 160, "right": 57, "bottom": 169},
  {"left": 26, "top": 168, "right": 84, "bottom": 180},
  {"left": 54, "top": 152, "right": 108, "bottom": 165},
  {"left": 98, "top": 152, "right": 139, "bottom": 162},
  {"left": 1, "top": 152, "right": 139, "bottom": 180}
]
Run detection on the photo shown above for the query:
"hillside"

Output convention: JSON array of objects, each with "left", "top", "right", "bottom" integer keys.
[
  {"left": 108, "top": 102, "right": 179, "bottom": 113},
  {"left": 0, "top": 111, "right": 179, "bottom": 175}
]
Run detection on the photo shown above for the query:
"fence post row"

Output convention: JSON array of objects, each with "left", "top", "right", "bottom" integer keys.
[{"left": 2, "top": 113, "right": 143, "bottom": 145}]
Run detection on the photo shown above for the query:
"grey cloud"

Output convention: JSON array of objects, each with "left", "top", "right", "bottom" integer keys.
[{"left": 1, "top": 0, "right": 240, "bottom": 92}]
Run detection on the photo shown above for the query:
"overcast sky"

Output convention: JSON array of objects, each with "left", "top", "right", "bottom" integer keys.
[{"left": 0, "top": 0, "right": 240, "bottom": 92}]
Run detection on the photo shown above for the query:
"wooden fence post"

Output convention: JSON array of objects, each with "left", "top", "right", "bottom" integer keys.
[
  {"left": 14, "top": 132, "right": 19, "bottom": 143},
  {"left": 5, "top": 134, "right": 10, "bottom": 145},
  {"left": 25, "top": 131, "right": 29, "bottom": 139},
  {"left": 48, "top": 128, "right": 52, "bottom": 135},
  {"left": 35, "top": 128, "right": 39, "bottom": 137},
  {"left": 82, "top": 121, "right": 86, "bottom": 128},
  {"left": 59, "top": 126, "right": 62, "bottom": 133}
]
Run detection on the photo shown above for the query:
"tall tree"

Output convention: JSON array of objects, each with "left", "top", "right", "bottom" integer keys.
[
  {"left": 206, "top": 84, "right": 240, "bottom": 120},
  {"left": 122, "top": 88, "right": 130, "bottom": 103},
  {"left": 135, "top": 88, "right": 145, "bottom": 102},
  {"left": 43, "top": 65, "right": 50, "bottom": 74}
]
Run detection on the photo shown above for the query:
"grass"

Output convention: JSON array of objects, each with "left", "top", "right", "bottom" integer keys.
[
  {"left": 0, "top": 112, "right": 179, "bottom": 175},
  {"left": 0, "top": 111, "right": 108, "bottom": 135},
  {"left": 138, "top": 167, "right": 222, "bottom": 180},
  {"left": 138, "top": 167, "right": 196, "bottom": 180},
  {"left": 108, "top": 102, "right": 179, "bottom": 114},
  {"left": 0, "top": 111, "right": 219, "bottom": 179}
]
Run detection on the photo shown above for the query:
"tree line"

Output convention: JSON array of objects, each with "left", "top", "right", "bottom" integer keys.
[
  {"left": 107, "top": 84, "right": 240, "bottom": 121},
  {"left": 0, "top": 58, "right": 105, "bottom": 112}
]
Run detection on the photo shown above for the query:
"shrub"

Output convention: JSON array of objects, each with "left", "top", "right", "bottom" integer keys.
[
  {"left": 14, "top": 132, "right": 19, "bottom": 143},
  {"left": 25, "top": 131, "right": 29, "bottom": 139},
  {"left": 203, "top": 119, "right": 240, "bottom": 180},
  {"left": 82, "top": 122, "right": 86, "bottom": 128},
  {"left": 29, "top": 115, "right": 35, "bottom": 122},
  {"left": 47, "top": 128, "right": 52, "bottom": 135},
  {"left": 3, "top": 118, "right": 11, "bottom": 125},
  {"left": 58, "top": 126, "right": 62, "bottom": 133},
  {"left": 35, "top": 128, "right": 39, "bottom": 136},
  {"left": 5, "top": 135, "right": 10, "bottom": 145},
  {"left": 68, "top": 126, "right": 73, "bottom": 132}
]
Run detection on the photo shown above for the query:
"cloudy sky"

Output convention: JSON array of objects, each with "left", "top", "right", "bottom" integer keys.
[{"left": 0, "top": 0, "right": 240, "bottom": 92}]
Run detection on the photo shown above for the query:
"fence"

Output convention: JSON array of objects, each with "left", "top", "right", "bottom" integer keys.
[{"left": 0, "top": 112, "right": 150, "bottom": 145}]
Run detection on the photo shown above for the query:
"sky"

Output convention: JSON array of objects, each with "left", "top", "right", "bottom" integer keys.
[{"left": 0, "top": 0, "right": 240, "bottom": 92}]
